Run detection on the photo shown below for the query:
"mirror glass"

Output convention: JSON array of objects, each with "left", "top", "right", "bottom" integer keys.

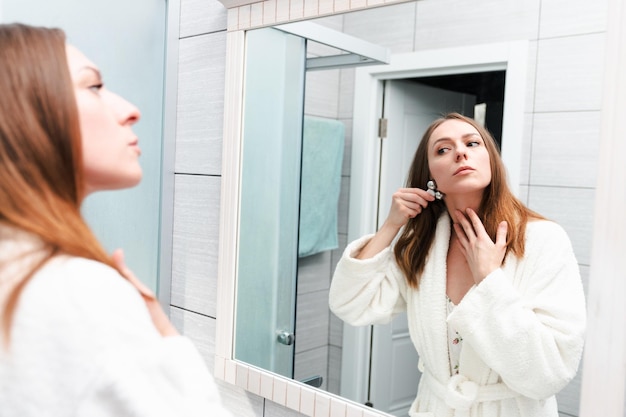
[{"left": 234, "top": 2, "right": 511, "bottom": 415}]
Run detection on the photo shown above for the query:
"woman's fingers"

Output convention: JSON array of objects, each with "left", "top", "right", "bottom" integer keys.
[
  {"left": 454, "top": 209, "right": 477, "bottom": 242},
  {"left": 496, "top": 221, "right": 508, "bottom": 248},
  {"left": 112, "top": 249, "right": 178, "bottom": 337},
  {"left": 112, "top": 249, "right": 156, "bottom": 300},
  {"left": 396, "top": 188, "right": 435, "bottom": 208},
  {"left": 389, "top": 188, "right": 435, "bottom": 225},
  {"left": 453, "top": 210, "right": 509, "bottom": 284}
]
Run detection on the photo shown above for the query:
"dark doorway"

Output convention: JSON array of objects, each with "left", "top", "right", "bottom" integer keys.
[{"left": 409, "top": 71, "right": 506, "bottom": 148}]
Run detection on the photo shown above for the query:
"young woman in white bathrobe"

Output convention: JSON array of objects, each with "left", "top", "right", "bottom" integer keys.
[
  {"left": 329, "top": 113, "right": 586, "bottom": 417},
  {"left": 0, "top": 24, "right": 231, "bottom": 417}
]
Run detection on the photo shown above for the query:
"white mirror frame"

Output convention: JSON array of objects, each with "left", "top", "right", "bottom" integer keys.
[
  {"left": 212, "top": 0, "right": 626, "bottom": 416},
  {"left": 213, "top": 25, "right": 392, "bottom": 417},
  {"left": 213, "top": 1, "right": 410, "bottom": 415}
]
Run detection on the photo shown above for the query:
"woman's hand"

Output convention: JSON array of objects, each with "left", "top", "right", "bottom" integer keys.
[
  {"left": 386, "top": 187, "right": 436, "bottom": 229},
  {"left": 357, "top": 188, "right": 434, "bottom": 259},
  {"left": 453, "top": 208, "right": 508, "bottom": 284},
  {"left": 112, "top": 249, "right": 179, "bottom": 337}
]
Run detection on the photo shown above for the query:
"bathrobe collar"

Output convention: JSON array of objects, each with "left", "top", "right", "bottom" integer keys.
[{"left": 412, "top": 213, "right": 452, "bottom": 382}]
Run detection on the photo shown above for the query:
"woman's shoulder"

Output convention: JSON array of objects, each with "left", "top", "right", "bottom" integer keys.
[
  {"left": 524, "top": 218, "right": 575, "bottom": 256},
  {"left": 525, "top": 218, "right": 570, "bottom": 240},
  {"left": 20, "top": 255, "right": 152, "bottom": 333},
  {"left": 32, "top": 255, "right": 138, "bottom": 300}
]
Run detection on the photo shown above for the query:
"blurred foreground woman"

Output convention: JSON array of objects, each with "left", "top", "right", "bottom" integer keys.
[{"left": 0, "top": 23, "right": 231, "bottom": 417}]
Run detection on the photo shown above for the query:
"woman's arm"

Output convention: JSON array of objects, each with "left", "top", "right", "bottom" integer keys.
[
  {"left": 329, "top": 235, "right": 408, "bottom": 326},
  {"left": 356, "top": 188, "right": 435, "bottom": 259}
]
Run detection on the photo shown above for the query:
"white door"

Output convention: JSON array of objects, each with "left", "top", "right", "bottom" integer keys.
[{"left": 368, "top": 80, "right": 475, "bottom": 416}]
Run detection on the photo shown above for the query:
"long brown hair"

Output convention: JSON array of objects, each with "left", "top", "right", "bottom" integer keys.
[
  {"left": 394, "top": 113, "right": 543, "bottom": 288},
  {"left": 0, "top": 24, "right": 121, "bottom": 341}
]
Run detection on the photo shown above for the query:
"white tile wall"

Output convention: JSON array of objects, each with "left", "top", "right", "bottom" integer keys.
[
  {"left": 305, "top": 70, "right": 341, "bottom": 118},
  {"left": 518, "top": 185, "right": 530, "bottom": 206},
  {"left": 179, "top": 0, "right": 228, "bottom": 37},
  {"left": 339, "top": 119, "right": 353, "bottom": 177},
  {"left": 527, "top": 186, "right": 595, "bottom": 266},
  {"left": 337, "top": 176, "right": 350, "bottom": 235},
  {"left": 337, "top": 68, "right": 355, "bottom": 121},
  {"left": 524, "top": 41, "right": 538, "bottom": 114},
  {"left": 176, "top": 32, "right": 227, "bottom": 175},
  {"left": 520, "top": 112, "right": 533, "bottom": 186},
  {"left": 297, "top": 252, "right": 332, "bottom": 294},
  {"left": 294, "top": 346, "right": 329, "bottom": 390},
  {"left": 170, "top": 307, "right": 265, "bottom": 415},
  {"left": 171, "top": 306, "right": 218, "bottom": 371},
  {"left": 539, "top": 0, "right": 608, "bottom": 39},
  {"left": 414, "top": 0, "right": 541, "bottom": 50},
  {"left": 327, "top": 345, "right": 342, "bottom": 394},
  {"left": 295, "top": 290, "right": 331, "bottom": 353},
  {"left": 530, "top": 111, "right": 601, "bottom": 188},
  {"left": 534, "top": 33, "right": 605, "bottom": 113},
  {"left": 342, "top": 1, "right": 416, "bottom": 53},
  {"left": 173, "top": 0, "right": 609, "bottom": 415},
  {"left": 171, "top": 174, "right": 222, "bottom": 317}
]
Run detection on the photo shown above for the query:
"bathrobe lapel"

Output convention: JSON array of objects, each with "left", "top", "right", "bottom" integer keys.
[{"left": 411, "top": 214, "right": 452, "bottom": 381}]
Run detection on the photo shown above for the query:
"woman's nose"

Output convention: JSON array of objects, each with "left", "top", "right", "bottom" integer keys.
[
  {"left": 455, "top": 146, "right": 468, "bottom": 161},
  {"left": 112, "top": 92, "right": 141, "bottom": 125},
  {"left": 121, "top": 99, "right": 141, "bottom": 125},
  {"left": 125, "top": 103, "right": 140, "bottom": 125}
]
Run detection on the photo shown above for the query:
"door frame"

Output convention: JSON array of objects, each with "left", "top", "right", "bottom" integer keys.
[{"left": 340, "top": 40, "right": 529, "bottom": 404}]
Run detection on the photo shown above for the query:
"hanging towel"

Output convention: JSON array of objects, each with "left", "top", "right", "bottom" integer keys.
[{"left": 298, "top": 115, "right": 345, "bottom": 258}]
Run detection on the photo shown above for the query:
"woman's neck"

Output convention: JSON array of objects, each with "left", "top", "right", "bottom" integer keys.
[{"left": 443, "top": 192, "right": 483, "bottom": 224}]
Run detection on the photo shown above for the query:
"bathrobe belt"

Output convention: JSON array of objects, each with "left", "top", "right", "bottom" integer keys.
[{"left": 420, "top": 362, "right": 518, "bottom": 417}]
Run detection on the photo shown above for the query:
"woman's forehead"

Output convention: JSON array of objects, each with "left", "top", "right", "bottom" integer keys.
[
  {"left": 65, "top": 44, "right": 98, "bottom": 76},
  {"left": 429, "top": 119, "right": 480, "bottom": 143}
]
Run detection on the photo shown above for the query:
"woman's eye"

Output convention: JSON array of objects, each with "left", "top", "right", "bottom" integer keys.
[
  {"left": 88, "top": 83, "right": 103, "bottom": 93},
  {"left": 436, "top": 147, "right": 449, "bottom": 155},
  {"left": 467, "top": 141, "right": 480, "bottom": 147}
]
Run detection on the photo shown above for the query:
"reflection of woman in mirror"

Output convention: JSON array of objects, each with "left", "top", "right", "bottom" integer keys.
[
  {"left": 0, "top": 24, "right": 230, "bottom": 416},
  {"left": 329, "top": 113, "right": 586, "bottom": 417}
]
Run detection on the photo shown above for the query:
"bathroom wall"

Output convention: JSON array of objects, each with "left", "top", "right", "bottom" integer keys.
[
  {"left": 171, "top": 0, "right": 609, "bottom": 415},
  {"left": 2, "top": 0, "right": 167, "bottom": 293}
]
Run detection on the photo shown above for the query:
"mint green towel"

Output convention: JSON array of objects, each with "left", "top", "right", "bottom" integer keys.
[{"left": 298, "top": 116, "right": 345, "bottom": 258}]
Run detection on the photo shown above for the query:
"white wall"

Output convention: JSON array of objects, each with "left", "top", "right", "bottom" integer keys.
[{"left": 2, "top": 0, "right": 167, "bottom": 293}]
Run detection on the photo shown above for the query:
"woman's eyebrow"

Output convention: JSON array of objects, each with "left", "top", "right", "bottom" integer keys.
[
  {"left": 431, "top": 133, "right": 480, "bottom": 148},
  {"left": 79, "top": 66, "right": 102, "bottom": 80}
]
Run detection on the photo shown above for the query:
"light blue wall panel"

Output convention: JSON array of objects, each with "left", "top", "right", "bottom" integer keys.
[{"left": 3, "top": 1, "right": 167, "bottom": 292}]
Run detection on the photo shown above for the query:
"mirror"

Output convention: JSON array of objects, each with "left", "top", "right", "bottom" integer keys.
[
  {"left": 218, "top": 1, "right": 585, "bottom": 416},
  {"left": 234, "top": 21, "right": 389, "bottom": 380}
]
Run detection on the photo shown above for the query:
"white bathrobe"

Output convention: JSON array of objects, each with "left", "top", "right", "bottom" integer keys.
[
  {"left": 0, "top": 226, "right": 232, "bottom": 417},
  {"left": 329, "top": 215, "right": 586, "bottom": 417}
]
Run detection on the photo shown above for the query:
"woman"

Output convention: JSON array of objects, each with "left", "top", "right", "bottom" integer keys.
[
  {"left": 329, "top": 113, "right": 586, "bottom": 417},
  {"left": 0, "top": 24, "right": 231, "bottom": 416}
]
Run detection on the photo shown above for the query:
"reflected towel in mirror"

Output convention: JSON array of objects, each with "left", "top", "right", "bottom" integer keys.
[{"left": 298, "top": 115, "right": 344, "bottom": 257}]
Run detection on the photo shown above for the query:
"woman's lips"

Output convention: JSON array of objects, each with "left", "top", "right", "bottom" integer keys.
[{"left": 454, "top": 166, "right": 474, "bottom": 175}]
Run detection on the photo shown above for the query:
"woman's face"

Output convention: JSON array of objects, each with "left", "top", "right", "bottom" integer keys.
[
  {"left": 427, "top": 119, "right": 492, "bottom": 197},
  {"left": 65, "top": 44, "right": 142, "bottom": 195}
]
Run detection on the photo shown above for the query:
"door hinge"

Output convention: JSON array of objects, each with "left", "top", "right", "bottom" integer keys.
[{"left": 378, "top": 118, "right": 388, "bottom": 138}]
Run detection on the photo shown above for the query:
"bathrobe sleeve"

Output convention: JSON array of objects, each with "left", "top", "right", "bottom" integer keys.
[
  {"left": 329, "top": 234, "right": 408, "bottom": 326},
  {"left": 447, "top": 221, "right": 586, "bottom": 400}
]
